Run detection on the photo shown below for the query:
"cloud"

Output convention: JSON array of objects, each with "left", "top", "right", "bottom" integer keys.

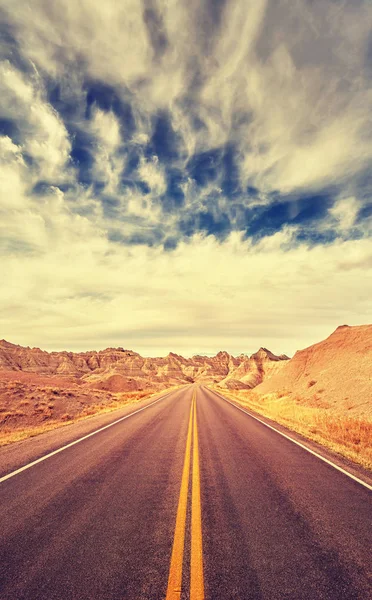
[
  {"left": 88, "top": 108, "right": 124, "bottom": 194},
  {"left": 329, "top": 197, "right": 360, "bottom": 233},
  {"left": 3, "top": 1, "right": 372, "bottom": 198},
  {"left": 0, "top": 0, "right": 372, "bottom": 353},
  {"left": 0, "top": 61, "right": 71, "bottom": 181},
  {"left": 137, "top": 155, "right": 167, "bottom": 196},
  {"left": 90, "top": 108, "right": 121, "bottom": 151},
  {"left": 1, "top": 222, "right": 372, "bottom": 355}
]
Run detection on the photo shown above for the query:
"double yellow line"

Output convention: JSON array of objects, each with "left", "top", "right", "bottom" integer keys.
[{"left": 165, "top": 389, "right": 204, "bottom": 600}]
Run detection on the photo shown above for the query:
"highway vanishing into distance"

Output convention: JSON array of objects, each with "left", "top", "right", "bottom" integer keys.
[{"left": 0, "top": 385, "right": 371, "bottom": 599}]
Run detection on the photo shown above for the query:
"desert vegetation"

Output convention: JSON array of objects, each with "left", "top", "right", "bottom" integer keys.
[{"left": 0, "top": 377, "right": 163, "bottom": 447}]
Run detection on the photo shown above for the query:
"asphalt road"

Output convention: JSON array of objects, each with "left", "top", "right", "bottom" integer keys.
[{"left": 0, "top": 385, "right": 371, "bottom": 599}]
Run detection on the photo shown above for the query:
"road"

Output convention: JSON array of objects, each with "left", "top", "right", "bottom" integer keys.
[{"left": 0, "top": 385, "right": 371, "bottom": 599}]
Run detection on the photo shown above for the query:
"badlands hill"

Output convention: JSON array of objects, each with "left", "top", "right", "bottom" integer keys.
[
  {"left": 0, "top": 340, "right": 289, "bottom": 392},
  {"left": 255, "top": 324, "right": 372, "bottom": 418}
]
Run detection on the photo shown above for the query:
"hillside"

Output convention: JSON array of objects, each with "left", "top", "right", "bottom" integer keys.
[{"left": 255, "top": 324, "right": 372, "bottom": 417}]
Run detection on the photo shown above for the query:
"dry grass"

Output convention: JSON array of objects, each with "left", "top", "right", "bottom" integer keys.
[
  {"left": 214, "top": 387, "right": 372, "bottom": 471},
  {"left": 0, "top": 421, "right": 79, "bottom": 446}
]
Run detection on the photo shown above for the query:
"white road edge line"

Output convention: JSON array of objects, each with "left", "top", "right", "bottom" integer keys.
[
  {"left": 0, "top": 390, "right": 175, "bottom": 485},
  {"left": 208, "top": 387, "right": 372, "bottom": 492}
]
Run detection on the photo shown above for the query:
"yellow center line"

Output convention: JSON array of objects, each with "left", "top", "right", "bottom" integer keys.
[
  {"left": 165, "top": 392, "right": 194, "bottom": 600},
  {"left": 191, "top": 391, "right": 205, "bottom": 600},
  {"left": 165, "top": 388, "right": 205, "bottom": 599}
]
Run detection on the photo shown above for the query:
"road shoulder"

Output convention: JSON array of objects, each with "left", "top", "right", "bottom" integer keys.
[{"left": 206, "top": 386, "right": 372, "bottom": 489}]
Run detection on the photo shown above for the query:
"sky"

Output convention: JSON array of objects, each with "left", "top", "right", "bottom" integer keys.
[{"left": 0, "top": 0, "right": 372, "bottom": 357}]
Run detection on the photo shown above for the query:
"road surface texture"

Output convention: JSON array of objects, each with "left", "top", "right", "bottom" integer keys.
[{"left": 0, "top": 385, "right": 371, "bottom": 599}]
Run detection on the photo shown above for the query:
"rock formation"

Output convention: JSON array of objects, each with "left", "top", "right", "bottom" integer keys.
[{"left": 0, "top": 339, "right": 289, "bottom": 392}]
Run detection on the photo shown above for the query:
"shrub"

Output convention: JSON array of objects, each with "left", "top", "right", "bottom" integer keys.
[{"left": 61, "top": 413, "right": 73, "bottom": 421}]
